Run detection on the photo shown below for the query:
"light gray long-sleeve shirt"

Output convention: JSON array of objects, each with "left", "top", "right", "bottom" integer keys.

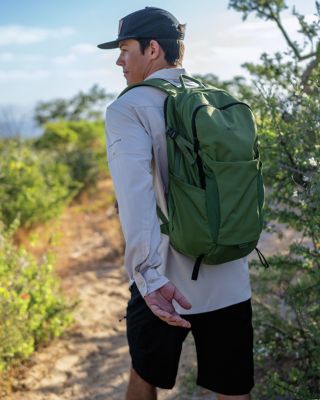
[{"left": 105, "top": 67, "right": 251, "bottom": 314}]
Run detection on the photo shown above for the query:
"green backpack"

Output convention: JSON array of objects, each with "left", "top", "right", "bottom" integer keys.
[{"left": 119, "top": 74, "right": 265, "bottom": 279}]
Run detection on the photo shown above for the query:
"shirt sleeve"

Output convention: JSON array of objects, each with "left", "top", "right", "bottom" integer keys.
[{"left": 105, "top": 102, "right": 169, "bottom": 297}]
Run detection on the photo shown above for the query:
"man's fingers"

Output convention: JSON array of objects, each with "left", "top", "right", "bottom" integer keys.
[
  {"left": 160, "top": 315, "right": 191, "bottom": 328},
  {"left": 173, "top": 287, "right": 192, "bottom": 310},
  {"left": 149, "top": 305, "right": 171, "bottom": 320},
  {"left": 150, "top": 305, "right": 191, "bottom": 328},
  {"left": 145, "top": 283, "right": 192, "bottom": 328},
  {"left": 166, "top": 316, "right": 191, "bottom": 328},
  {"left": 165, "top": 319, "right": 191, "bottom": 328}
]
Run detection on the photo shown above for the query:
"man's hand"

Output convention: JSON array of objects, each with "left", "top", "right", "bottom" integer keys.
[{"left": 144, "top": 282, "right": 192, "bottom": 328}]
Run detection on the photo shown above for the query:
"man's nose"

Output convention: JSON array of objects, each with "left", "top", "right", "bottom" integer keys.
[{"left": 116, "top": 55, "right": 123, "bottom": 66}]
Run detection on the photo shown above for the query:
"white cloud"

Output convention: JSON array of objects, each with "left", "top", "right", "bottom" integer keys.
[
  {"left": 53, "top": 53, "right": 77, "bottom": 65},
  {"left": 52, "top": 43, "right": 96, "bottom": 65},
  {"left": 0, "top": 52, "right": 14, "bottom": 62},
  {"left": 0, "top": 66, "right": 111, "bottom": 85},
  {"left": 64, "top": 68, "right": 112, "bottom": 79},
  {"left": 53, "top": 43, "right": 114, "bottom": 65},
  {"left": 0, "top": 25, "right": 75, "bottom": 46},
  {"left": 183, "top": 12, "right": 318, "bottom": 79},
  {"left": 71, "top": 43, "right": 97, "bottom": 55},
  {"left": 213, "top": 14, "right": 317, "bottom": 48},
  {"left": 0, "top": 52, "right": 44, "bottom": 62},
  {"left": 0, "top": 69, "right": 50, "bottom": 81},
  {"left": 22, "top": 54, "right": 45, "bottom": 62}
]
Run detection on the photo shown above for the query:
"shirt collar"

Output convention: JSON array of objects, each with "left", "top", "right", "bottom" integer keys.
[{"left": 145, "top": 67, "right": 187, "bottom": 81}]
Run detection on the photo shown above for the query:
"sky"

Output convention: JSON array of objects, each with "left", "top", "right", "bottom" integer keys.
[{"left": 0, "top": 0, "right": 317, "bottom": 134}]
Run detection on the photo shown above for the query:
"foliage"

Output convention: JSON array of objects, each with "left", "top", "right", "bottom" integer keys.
[
  {"left": 0, "top": 222, "right": 73, "bottom": 371},
  {"left": 35, "top": 119, "right": 107, "bottom": 188},
  {"left": 0, "top": 140, "right": 80, "bottom": 228},
  {"left": 0, "top": 66, "right": 110, "bottom": 384},
  {"left": 227, "top": 1, "right": 320, "bottom": 398},
  {"left": 0, "top": 120, "right": 107, "bottom": 230},
  {"left": 34, "top": 84, "right": 114, "bottom": 125},
  {"left": 35, "top": 119, "right": 105, "bottom": 150},
  {"left": 193, "top": 72, "right": 256, "bottom": 102}
]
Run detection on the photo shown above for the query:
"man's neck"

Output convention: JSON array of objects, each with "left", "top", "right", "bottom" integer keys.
[{"left": 143, "top": 63, "right": 178, "bottom": 80}]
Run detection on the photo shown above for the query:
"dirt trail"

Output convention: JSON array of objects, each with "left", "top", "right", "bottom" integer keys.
[
  {"left": 9, "top": 179, "right": 214, "bottom": 400},
  {"left": 8, "top": 179, "right": 297, "bottom": 400}
]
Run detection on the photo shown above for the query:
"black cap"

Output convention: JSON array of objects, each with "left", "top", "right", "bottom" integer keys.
[{"left": 97, "top": 7, "right": 184, "bottom": 49}]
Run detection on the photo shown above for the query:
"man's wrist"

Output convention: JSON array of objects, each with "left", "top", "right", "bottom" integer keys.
[{"left": 134, "top": 268, "right": 169, "bottom": 297}]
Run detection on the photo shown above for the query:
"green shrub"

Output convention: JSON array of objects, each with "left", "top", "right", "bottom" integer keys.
[
  {"left": 0, "top": 223, "right": 73, "bottom": 371},
  {"left": 0, "top": 119, "right": 109, "bottom": 230},
  {"left": 224, "top": 2, "right": 320, "bottom": 397},
  {"left": 59, "top": 148, "right": 102, "bottom": 188},
  {"left": 34, "top": 119, "right": 108, "bottom": 189},
  {"left": 251, "top": 256, "right": 320, "bottom": 399},
  {"left": 0, "top": 140, "right": 81, "bottom": 228},
  {"left": 35, "top": 120, "right": 106, "bottom": 151},
  {"left": 34, "top": 121, "right": 79, "bottom": 150}
]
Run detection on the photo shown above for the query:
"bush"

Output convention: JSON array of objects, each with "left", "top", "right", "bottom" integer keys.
[
  {"left": 0, "top": 119, "right": 109, "bottom": 230},
  {"left": 0, "top": 140, "right": 81, "bottom": 228},
  {"left": 0, "top": 223, "right": 73, "bottom": 371},
  {"left": 248, "top": 57, "right": 320, "bottom": 400},
  {"left": 225, "top": 2, "right": 320, "bottom": 397},
  {"left": 35, "top": 119, "right": 108, "bottom": 189},
  {"left": 35, "top": 120, "right": 106, "bottom": 151}
]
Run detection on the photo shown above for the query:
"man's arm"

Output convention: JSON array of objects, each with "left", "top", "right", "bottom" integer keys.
[{"left": 106, "top": 102, "right": 191, "bottom": 327}]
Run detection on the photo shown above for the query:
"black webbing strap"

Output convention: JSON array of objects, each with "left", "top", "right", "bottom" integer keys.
[
  {"left": 255, "top": 247, "right": 269, "bottom": 268},
  {"left": 191, "top": 105, "right": 206, "bottom": 189},
  {"left": 192, "top": 254, "right": 205, "bottom": 280},
  {"left": 195, "top": 148, "right": 206, "bottom": 189},
  {"left": 156, "top": 205, "right": 169, "bottom": 235}
]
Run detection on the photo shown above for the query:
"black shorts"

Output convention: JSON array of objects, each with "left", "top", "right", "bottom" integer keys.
[{"left": 126, "top": 283, "right": 254, "bottom": 396}]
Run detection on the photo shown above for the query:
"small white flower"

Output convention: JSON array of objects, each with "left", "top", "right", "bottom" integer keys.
[{"left": 309, "top": 157, "right": 317, "bottom": 167}]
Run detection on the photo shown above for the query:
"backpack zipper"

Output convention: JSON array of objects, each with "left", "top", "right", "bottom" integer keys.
[{"left": 218, "top": 101, "right": 251, "bottom": 110}]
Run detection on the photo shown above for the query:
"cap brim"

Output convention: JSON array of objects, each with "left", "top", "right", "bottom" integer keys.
[{"left": 97, "top": 40, "right": 119, "bottom": 49}]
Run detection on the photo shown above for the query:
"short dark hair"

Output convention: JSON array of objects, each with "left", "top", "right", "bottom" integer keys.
[{"left": 137, "top": 24, "right": 186, "bottom": 67}]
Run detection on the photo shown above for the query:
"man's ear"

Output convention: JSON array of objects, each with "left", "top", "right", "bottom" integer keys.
[{"left": 148, "top": 40, "right": 161, "bottom": 59}]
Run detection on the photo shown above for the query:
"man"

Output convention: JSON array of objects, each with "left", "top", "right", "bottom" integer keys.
[{"left": 97, "top": 7, "right": 254, "bottom": 400}]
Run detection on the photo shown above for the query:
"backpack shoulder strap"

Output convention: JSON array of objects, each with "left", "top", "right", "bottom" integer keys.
[
  {"left": 118, "top": 78, "right": 179, "bottom": 98},
  {"left": 118, "top": 74, "right": 212, "bottom": 98}
]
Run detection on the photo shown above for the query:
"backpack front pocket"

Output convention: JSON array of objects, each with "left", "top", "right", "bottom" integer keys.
[
  {"left": 205, "top": 159, "right": 263, "bottom": 246},
  {"left": 168, "top": 173, "right": 212, "bottom": 258}
]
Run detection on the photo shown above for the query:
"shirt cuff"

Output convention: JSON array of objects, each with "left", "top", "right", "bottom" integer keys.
[{"left": 133, "top": 268, "right": 169, "bottom": 297}]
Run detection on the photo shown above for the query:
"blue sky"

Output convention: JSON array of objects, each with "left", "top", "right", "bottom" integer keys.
[{"left": 0, "top": 0, "right": 317, "bottom": 113}]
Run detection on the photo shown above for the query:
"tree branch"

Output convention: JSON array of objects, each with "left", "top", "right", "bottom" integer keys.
[
  {"left": 301, "top": 42, "right": 320, "bottom": 93},
  {"left": 266, "top": 3, "right": 317, "bottom": 61}
]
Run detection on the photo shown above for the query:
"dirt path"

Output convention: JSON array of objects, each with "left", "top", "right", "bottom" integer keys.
[
  {"left": 9, "top": 179, "right": 214, "bottom": 400},
  {"left": 8, "top": 178, "right": 298, "bottom": 400}
]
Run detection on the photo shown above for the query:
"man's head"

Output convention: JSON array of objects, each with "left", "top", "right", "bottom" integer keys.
[{"left": 97, "top": 7, "right": 186, "bottom": 85}]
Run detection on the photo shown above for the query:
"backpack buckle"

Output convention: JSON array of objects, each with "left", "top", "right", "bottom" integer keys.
[{"left": 166, "top": 128, "right": 178, "bottom": 139}]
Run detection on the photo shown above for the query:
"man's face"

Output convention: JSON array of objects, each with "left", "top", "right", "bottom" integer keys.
[{"left": 116, "top": 39, "right": 151, "bottom": 85}]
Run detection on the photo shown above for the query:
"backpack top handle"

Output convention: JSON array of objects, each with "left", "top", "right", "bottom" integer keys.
[{"left": 179, "top": 74, "right": 206, "bottom": 89}]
